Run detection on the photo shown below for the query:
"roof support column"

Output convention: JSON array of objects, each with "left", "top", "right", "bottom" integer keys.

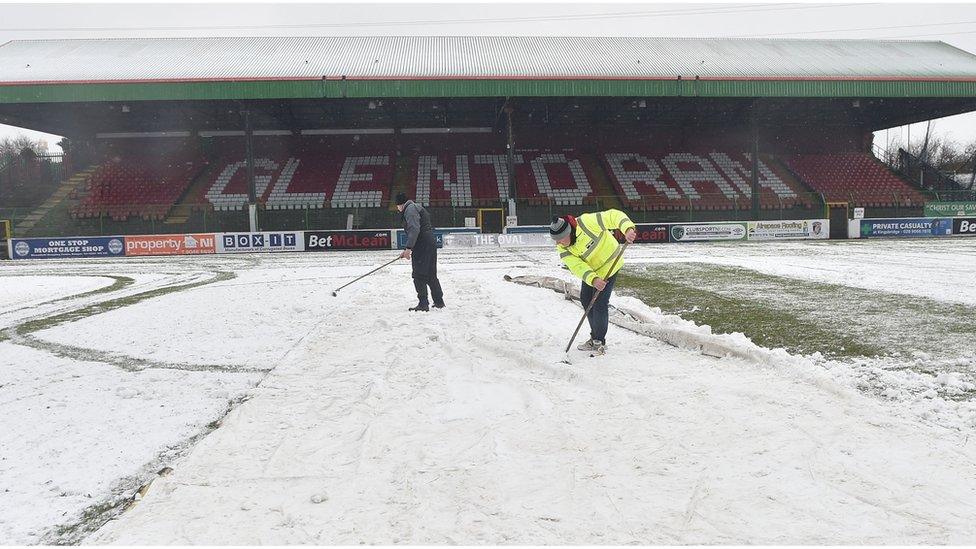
[
  {"left": 751, "top": 108, "right": 761, "bottom": 219},
  {"left": 242, "top": 108, "right": 259, "bottom": 232},
  {"left": 504, "top": 101, "right": 517, "bottom": 221}
]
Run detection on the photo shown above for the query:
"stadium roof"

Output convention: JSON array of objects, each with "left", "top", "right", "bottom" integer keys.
[
  {"left": 1, "top": 36, "right": 976, "bottom": 103},
  {"left": 3, "top": 36, "right": 976, "bottom": 82}
]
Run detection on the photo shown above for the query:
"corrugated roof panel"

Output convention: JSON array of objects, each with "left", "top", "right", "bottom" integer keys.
[{"left": 1, "top": 36, "right": 976, "bottom": 84}]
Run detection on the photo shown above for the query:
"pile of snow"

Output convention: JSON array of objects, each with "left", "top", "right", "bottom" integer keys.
[{"left": 510, "top": 273, "right": 976, "bottom": 430}]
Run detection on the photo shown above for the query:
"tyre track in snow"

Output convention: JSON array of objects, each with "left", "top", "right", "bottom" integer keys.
[
  {"left": 1, "top": 264, "right": 269, "bottom": 543},
  {"left": 2, "top": 269, "right": 270, "bottom": 373},
  {"left": 83, "top": 249, "right": 976, "bottom": 544},
  {"left": 85, "top": 265, "right": 727, "bottom": 542}
]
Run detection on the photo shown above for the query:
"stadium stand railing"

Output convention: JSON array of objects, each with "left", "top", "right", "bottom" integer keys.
[
  {"left": 22, "top": 191, "right": 831, "bottom": 237},
  {"left": 0, "top": 154, "right": 66, "bottom": 209},
  {"left": 896, "top": 149, "right": 972, "bottom": 194},
  {"left": 21, "top": 189, "right": 966, "bottom": 238}
]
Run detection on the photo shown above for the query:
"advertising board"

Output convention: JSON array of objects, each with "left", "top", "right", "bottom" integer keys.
[
  {"left": 10, "top": 236, "right": 125, "bottom": 259},
  {"left": 746, "top": 219, "right": 828, "bottom": 241},
  {"left": 124, "top": 234, "right": 217, "bottom": 256},
  {"left": 304, "top": 230, "right": 392, "bottom": 251},
  {"left": 670, "top": 223, "right": 747, "bottom": 242},
  {"left": 859, "top": 218, "right": 953, "bottom": 238},
  {"left": 217, "top": 232, "right": 304, "bottom": 253}
]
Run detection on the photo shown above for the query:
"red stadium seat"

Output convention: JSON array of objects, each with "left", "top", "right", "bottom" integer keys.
[
  {"left": 71, "top": 152, "right": 202, "bottom": 221},
  {"left": 600, "top": 150, "right": 811, "bottom": 212},
  {"left": 783, "top": 153, "right": 924, "bottom": 207}
]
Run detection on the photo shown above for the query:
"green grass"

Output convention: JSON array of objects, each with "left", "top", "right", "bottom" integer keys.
[
  {"left": 0, "top": 274, "right": 132, "bottom": 343},
  {"left": 69, "top": 275, "right": 134, "bottom": 301},
  {"left": 7, "top": 271, "right": 240, "bottom": 372},
  {"left": 49, "top": 497, "right": 125, "bottom": 545},
  {"left": 616, "top": 262, "right": 976, "bottom": 360},
  {"left": 17, "top": 272, "right": 234, "bottom": 336},
  {"left": 3, "top": 270, "right": 249, "bottom": 544}
]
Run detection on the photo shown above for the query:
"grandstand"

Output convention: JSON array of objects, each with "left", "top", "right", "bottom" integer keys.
[
  {"left": 1, "top": 36, "right": 976, "bottom": 237},
  {"left": 783, "top": 153, "right": 925, "bottom": 208}
]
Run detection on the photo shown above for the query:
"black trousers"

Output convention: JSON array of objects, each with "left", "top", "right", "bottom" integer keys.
[
  {"left": 578, "top": 274, "right": 617, "bottom": 343},
  {"left": 411, "top": 232, "right": 443, "bottom": 305}
]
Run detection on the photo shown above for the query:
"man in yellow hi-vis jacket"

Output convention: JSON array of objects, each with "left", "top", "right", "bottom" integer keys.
[{"left": 549, "top": 210, "right": 637, "bottom": 354}]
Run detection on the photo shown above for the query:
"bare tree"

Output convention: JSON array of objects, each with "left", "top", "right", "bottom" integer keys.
[
  {"left": 877, "top": 133, "right": 971, "bottom": 172},
  {"left": 962, "top": 141, "right": 976, "bottom": 189},
  {"left": 965, "top": 141, "right": 976, "bottom": 161},
  {"left": 928, "top": 137, "right": 967, "bottom": 171},
  {"left": 0, "top": 135, "right": 49, "bottom": 161}
]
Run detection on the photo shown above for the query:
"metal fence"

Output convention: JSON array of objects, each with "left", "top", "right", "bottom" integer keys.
[
  {"left": 0, "top": 192, "right": 819, "bottom": 237},
  {"left": 919, "top": 189, "right": 976, "bottom": 202},
  {"left": 5, "top": 188, "right": 973, "bottom": 239},
  {"left": 0, "top": 154, "right": 67, "bottom": 210},
  {"left": 0, "top": 153, "right": 66, "bottom": 183}
]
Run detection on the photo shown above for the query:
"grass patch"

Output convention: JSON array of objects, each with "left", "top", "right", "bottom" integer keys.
[
  {"left": 48, "top": 497, "right": 126, "bottom": 545},
  {"left": 0, "top": 274, "right": 134, "bottom": 315},
  {"left": 41, "top": 392, "right": 255, "bottom": 545},
  {"left": 616, "top": 262, "right": 976, "bottom": 360},
  {"left": 6, "top": 271, "right": 245, "bottom": 372},
  {"left": 68, "top": 275, "right": 134, "bottom": 301},
  {"left": 17, "top": 271, "right": 234, "bottom": 336},
  {"left": 616, "top": 266, "right": 882, "bottom": 357}
]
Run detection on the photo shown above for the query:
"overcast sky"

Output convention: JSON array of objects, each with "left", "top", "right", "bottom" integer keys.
[{"left": 2, "top": 2, "right": 976, "bottom": 155}]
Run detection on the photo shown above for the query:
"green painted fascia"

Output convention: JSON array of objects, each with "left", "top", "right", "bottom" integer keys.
[
  {"left": 341, "top": 79, "right": 976, "bottom": 98},
  {"left": 3, "top": 78, "right": 976, "bottom": 103},
  {"left": 0, "top": 80, "right": 324, "bottom": 103}
]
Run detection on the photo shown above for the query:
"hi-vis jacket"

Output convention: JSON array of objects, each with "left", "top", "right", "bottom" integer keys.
[{"left": 557, "top": 209, "right": 636, "bottom": 286}]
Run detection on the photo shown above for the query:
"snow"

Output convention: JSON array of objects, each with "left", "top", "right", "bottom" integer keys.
[
  {"left": 31, "top": 265, "right": 343, "bottom": 369},
  {"left": 2, "top": 241, "right": 976, "bottom": 543},
  {"left": 620, "top": 238, "right": 976, "bottom": 306},
  {"left": 0, "top": 275, "right": 112, "bottom": 312},
  {"left": 0, "top": 343, "right": 260, "bottom": 544}
]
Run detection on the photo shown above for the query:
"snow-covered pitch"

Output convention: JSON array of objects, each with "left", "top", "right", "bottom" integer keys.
[{"left": 2, "top": 240, "right": 976, "bottom": 544}]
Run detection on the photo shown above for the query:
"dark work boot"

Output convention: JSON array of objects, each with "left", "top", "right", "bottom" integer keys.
[{"left": 409, "top": 302, "right": 430, "bottom": 312}]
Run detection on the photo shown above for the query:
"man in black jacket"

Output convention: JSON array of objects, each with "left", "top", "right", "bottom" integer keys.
[{"left": 396, "top": 193, "right": 445, "bottom": 312}]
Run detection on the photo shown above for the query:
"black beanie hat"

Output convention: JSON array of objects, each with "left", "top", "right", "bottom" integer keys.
[
  {"left": 549, "top": 216, "right": 572, "bottom": 241},
  {"left": 396, "top": 193, "right": 409, "bottom": 206}
]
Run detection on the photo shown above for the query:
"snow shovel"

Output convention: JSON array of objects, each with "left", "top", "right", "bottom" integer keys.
[
  {"left": 563, "top": 243, "right": 629, "bottom": 353},
  {"left": 331, "top": 255, "right": 402, "bottom": 297}
]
